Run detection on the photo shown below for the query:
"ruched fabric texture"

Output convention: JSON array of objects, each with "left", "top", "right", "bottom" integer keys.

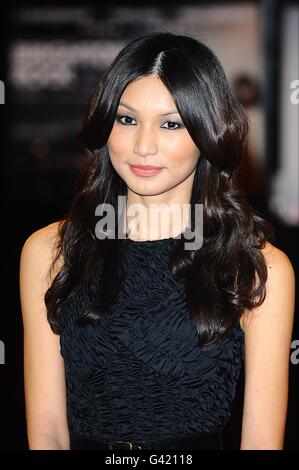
[{"left": 60, "top": 236, "right": 244, "bottom": 443}]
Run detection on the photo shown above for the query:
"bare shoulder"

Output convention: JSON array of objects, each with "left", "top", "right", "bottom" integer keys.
[
  {"left": 261, "top": 241, "right": 295, "bottom": 279},
  {"left": 240, "top": 241, "right": 296, "bottom": 332},
  {"left": 22, "top": 220, "right": 63, "bottom": 254},
  {"left": 20, "top": 220, "right": 65, "bottom": 285}
]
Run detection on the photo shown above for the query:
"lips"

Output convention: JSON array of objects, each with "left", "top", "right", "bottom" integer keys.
[
  {"left": 131, "top": 164, "right": 162, "bottom": 170},
  {"left": 129, "top": 164, "right": 163, "bottom": 177}
]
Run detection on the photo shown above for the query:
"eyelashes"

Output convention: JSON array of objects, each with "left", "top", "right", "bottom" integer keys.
[{"left": 115, "top": 114, "right": 184, "bottom": 130}]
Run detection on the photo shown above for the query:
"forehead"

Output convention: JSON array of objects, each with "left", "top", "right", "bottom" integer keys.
[{"left": 120, "top": 75, "right": 176, "bottom": 108}]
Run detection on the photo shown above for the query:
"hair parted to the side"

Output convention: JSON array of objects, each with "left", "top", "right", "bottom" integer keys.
[{"left": 45, "top": 31, "right": 274, "bottom": 347}]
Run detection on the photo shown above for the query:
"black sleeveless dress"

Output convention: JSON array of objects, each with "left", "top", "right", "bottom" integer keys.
[{"left": 59, "top": 235, "right": 244, "bottom": 450}]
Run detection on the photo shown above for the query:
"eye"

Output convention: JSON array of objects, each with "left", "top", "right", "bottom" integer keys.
[
  {"left": 116, "top": 114, "right": 136, "bottom": 125},
  {"left": 115, "top": 114, "right": 184, "bottom": 130},
  {"left": 162, "top": 120, "right": 184, "bottom": 130}
]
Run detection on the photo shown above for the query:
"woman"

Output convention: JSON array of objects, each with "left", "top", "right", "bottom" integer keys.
[{"left": 20, "top": 32, "right": 295, "bottom": 450}]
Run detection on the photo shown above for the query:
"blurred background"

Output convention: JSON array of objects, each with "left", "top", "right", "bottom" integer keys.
[{"left": 0, "top": 0, "right": 298, "bottom": 450}]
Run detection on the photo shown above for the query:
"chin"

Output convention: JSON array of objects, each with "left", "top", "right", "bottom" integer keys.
[{"left": 126, "top": 184, "right": 165, "bottom": 197}]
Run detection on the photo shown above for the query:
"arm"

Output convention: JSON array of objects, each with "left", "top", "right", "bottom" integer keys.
[
  {"left": 240, "top": 242, "right": 296, "bottom": 450},
  {"left": 20, "top": 221, "right": 70, "bottom": 450}
]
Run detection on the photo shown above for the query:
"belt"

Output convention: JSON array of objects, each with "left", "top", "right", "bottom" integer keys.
[{"left": 70, "top": 431, "right": 223, "bottom": 450}]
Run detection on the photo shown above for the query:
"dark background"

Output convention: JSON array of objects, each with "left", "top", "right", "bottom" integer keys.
[{"left": 0, "top": 0, "right": 298, "bottom": 450}]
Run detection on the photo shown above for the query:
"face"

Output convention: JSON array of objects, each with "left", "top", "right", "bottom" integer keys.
[{"left": 107, "top": 74, "right": 200, "bottom": 205}]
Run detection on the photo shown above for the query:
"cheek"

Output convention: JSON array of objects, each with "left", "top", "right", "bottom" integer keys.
[
  {"left": 107, "top": 127, "right": 128, "bottom": 157},
  {"left": 163, "top": 137, "right": 199, "bottom": 165}
]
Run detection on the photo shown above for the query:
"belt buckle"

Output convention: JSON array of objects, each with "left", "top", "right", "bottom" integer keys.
[{"left": 108, "top": 440, "right": 134, "bottom": 450}]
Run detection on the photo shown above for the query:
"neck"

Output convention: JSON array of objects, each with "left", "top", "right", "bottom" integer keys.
[{"left": 123, "top": 199, "right": 191, "bottom": 241}]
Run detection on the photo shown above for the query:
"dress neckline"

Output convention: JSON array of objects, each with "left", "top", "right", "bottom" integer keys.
[
  {"left": 121, "top": 227, "right": 190, "bottom": 244},
  {"left": 124, "top": 234, "right": 181, "bottom": 244}
]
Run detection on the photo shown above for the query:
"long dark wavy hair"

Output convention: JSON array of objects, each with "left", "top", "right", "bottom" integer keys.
[{"left": 45, "top": 31, "right": 275, "bottom": 347}]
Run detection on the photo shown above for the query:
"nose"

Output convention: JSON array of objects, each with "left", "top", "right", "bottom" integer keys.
[{"left": 133, "top": 125, "right": 158, "bottom": 156}]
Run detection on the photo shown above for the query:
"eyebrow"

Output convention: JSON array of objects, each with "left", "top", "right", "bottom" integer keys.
[{"left": 118, "top": 101, "right": 180, "bottom": 116}]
